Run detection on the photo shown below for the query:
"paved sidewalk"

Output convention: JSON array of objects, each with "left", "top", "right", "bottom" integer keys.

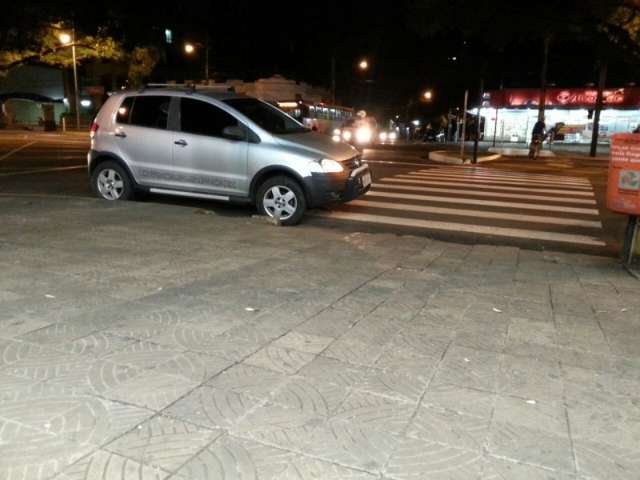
[{"left": 0, "top": 195, "right": 639, "bottom": 479}]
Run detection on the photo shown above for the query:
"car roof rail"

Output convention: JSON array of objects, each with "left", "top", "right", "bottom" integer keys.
[{"left": 138, "top": 83, "right": 235, "bottom": 93}]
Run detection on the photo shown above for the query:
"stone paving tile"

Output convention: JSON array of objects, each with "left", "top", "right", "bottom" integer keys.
[
  {"left": 573, "top": 439, "right": 640, "bottom": 480},
  {"left": 489, "top": 396, "right": 574, "bottom": 473},
  {"left": 384, "top": 436, "right": 485, "bottom": 480},
  {"left": 244, "top": 345, "right": 316, "bottom": 374},
  {"left": 103, "top": 370, "right": 198, "bottom": 411},
  {"left": 432, "top": 345, "right": 502, "bottom": 392},
  {"left": 406, "top": 404, "right": 490, "bottom": 452},
  {"left": 53, "top": 449, "right": 170, "bottom": 479},
  {"left": 1, "top": 429, "right": 96, "bottom": 480},
  {"left": 323, "top": 337, "right": 386, "bottom": 367},
  {"left": 206, "top": 363, "right": 289, "bottom": 400},
  {"left": 331, "top": 390, "right": 415, "bottom": 436},
  {"left": 566, "top": 394, "right": 640, "bottom": 450},
  {"left": 300, "top": 420, "right": 399, "bottom": 473},
  {"left": 0, "top": 384, "right": 153, "bottom": 445},
  {"left": 163, "top": 385, "right": 262, "bottom": 430},
  {"left": 231, "top": 401, "right": 325, "bottom": 451},
  {"left": 373, "top": 347, "right": 440, "bottom": 381},
  {"left": 173, "top": 434, "right": 376, "bottom": 479},
  {"left": 270, "top": 330, "right": 335, "bottom": 354},
  {"left": 481, "top": 456, "right": 578, "bottom": 479},
  {"left": 269, "top": 375, "right": 350, "bottom": 417},
  {"left": 354, "top": 367, "right": 429, "bottom": 404},
  {"left": 105, "top": 415, "right": 223, "bottom": 474},
  {"left": 298, "top": 356, "right": 370, "bottom": 390},
  {"left": 498, "top": 354, "right": 564, "bottom": 404},
  {"left": 422, "top": 383, "right": 495, "bottom": 419}
]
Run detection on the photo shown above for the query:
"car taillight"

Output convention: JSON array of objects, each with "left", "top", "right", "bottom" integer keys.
[{"left": 90, "top": 122, "right": 99, "bottom": 139}]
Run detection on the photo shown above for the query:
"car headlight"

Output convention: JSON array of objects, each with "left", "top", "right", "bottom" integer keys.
[
  {"left": 355, "top": 127, "right": 372, "bottom": 144},
  {"left": 333, "top": 128, "right": 341, "bottom": 136},
  {"left": 389, "top": 131, "right": 397, "bottom": 140},
  {"left": 342, "top": 130, "right": 352, "bottom": 141},
  {"left": 379, "top": 131, "right": 388, "bottom": 141},
  {"left": 308, "top": 158, "right": 344, "bottom": 173}
]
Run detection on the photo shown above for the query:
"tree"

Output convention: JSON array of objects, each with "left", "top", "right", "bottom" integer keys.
[
  {"left": 0, "top": 26, "right": 124, "bottom": 73},
  {"left": 127, "top": 46, "right": 161, "bottom": 88}
]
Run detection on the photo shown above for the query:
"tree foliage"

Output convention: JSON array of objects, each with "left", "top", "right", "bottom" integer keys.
[
  {"left": 127, "top": 46, "right": 161, "bottom": 87},
  {"left": 0, "top": 25, "right": 124, "bottom": 71}
]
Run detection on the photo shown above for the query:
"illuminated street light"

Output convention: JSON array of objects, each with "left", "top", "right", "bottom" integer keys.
[
  {"left": 58, "top": 30, "right": 80, "bottom": 129},
  {"left": 423, "top": 90, "right": 433, "bottom": 101},
  {"left": 183, "top": 41, "right": 210, "bottom": 81},
  {"left": 358, "top": 59, "right": 369, "bottom": 70},
  {"left": 58, "top": 32, "right": 72, "bottom": 45}
]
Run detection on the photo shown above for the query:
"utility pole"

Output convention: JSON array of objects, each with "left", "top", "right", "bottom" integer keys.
[
  {"left": 204, "top": 32, "right": 210, "bottom": 82},
  {"left": 460, "top": 90, "right": 469, "bottom": 161},
  {"left": 590, "top": 60, "right": 608, "bottom": 158},
  {"left": 538, "top": 35, "right": 551, "bottom": 121},
  {"left": 331, "top": 55, "right": 336, "bottom": 104},
  {"left": 472, "top": 78, "right": 484, "bottom": 164},
  {"left": 71, "top": 28, "right": 80, "bottom": 130}
]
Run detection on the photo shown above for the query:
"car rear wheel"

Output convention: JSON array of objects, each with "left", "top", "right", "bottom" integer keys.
[
  {"left": 91, "top": 161, "right": 134, "bottom": 201},
  {"left": 256, "top": 176, "right": 306, "bottom": 226}
]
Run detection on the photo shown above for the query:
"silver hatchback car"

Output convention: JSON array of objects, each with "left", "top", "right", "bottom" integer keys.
[{"left": 88, "top": 85, "right": 371, "bottom": 225}]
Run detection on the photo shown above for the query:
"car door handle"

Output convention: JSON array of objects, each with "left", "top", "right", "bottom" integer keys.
[
  {"left": 114, "top": 132, "right": 127, "bottom": 138},
  {"left": 174, "top": 139, "right": 188, "bottom": 146}
]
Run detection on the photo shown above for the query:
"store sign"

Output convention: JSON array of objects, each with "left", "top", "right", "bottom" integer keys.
[
  {"left": 487, "top": 88, "right": 640, "bottom": 108},
  {"left": 607, "top": 134, "right": 640, "bottom": 215}
]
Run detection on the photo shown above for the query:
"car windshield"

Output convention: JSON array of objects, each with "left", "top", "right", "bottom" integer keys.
[{"left": 224, "top": 98, "right": 309, "bottom": 134}]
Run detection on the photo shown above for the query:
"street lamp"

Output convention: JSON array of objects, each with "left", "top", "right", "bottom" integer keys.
[
  {"left": 183, "top": 39, "right": 210, "bottom": 81},
  {"left": 59, "top": 30, "right": 80, "bottom": 130},
  {"left": 423, "top": 90, "right": 433, "bottom": 101},
  {"left": 358, "top": 59, "right": 369, "bottom": 71}
]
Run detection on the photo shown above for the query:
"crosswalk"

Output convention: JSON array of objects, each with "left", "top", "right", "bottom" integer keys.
[{"left": 312, "top": 165, "right": 606, "bottom": 248}]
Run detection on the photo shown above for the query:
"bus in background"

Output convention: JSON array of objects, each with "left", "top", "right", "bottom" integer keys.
[{"left": 276, "top": 100, "right": 354, "bottom": 134}]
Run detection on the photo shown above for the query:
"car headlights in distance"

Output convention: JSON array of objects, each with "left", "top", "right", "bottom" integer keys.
[
  {"left": 355, "top": 127, "right": 372, "bottom": 144},
  {"left": 333, "top": 128, "right": 342, "bottom": 136},
  {"left": 379, "top": 131, "right": 388, "bottom": 141},
  {"left": 342, "top": 130, "right": 352, "bottom": 141},
  {"left": 389, "top": 131, "right": 398, "bottom": 140},
  {"left": 309, "top": 158, "right": 344, "bottom": 173}
]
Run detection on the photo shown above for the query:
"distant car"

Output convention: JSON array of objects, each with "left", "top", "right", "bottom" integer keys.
[
  {"left": 87, "top": 86, "right": 371, "bottom": 225},
  {"left": 333, "top": 117, "right": 378, "bottom": 148}
]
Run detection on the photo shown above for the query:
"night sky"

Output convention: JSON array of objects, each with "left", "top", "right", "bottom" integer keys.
[{"left": 6, "top": 1, "right": 640, "bottom": 121}]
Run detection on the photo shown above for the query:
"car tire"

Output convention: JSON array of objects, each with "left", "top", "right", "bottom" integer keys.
[
  {"left": 91, "top": 161, "right": 135, "bottom": 201},
  {"left": 256, "top": 175, "right": 307, "bottom": 226}
]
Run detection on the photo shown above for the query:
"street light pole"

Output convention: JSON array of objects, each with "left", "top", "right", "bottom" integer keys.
[
  {"left": 71, "top": 28, "right": 80, "bottom": 129},
  {"left": 204, "top": 33, "right": 210, "bottom": 82},
  {"left": 460, "top": 89, "right": 469, "bottom": 161}
]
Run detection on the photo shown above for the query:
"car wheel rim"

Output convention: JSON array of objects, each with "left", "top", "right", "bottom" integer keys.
[
  {"left": 97, "top": 169, "right": 124, "bottom": 200},
  {"left": 262, "top": 185, "right": 297, "bottom": 220}
]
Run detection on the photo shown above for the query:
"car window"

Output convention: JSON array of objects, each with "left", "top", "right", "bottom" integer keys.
[
  {"left": 130, "top": 96, "right": 170, "bottom": 129},
  {"left": 224, "top": 97, "right": 308, "bottom": 134},
  {"left": 180, "top": 98, "right": 240, "bottom": 137},
  {"left": 115, "top": 96, "right": 134, "bottom": 124}
]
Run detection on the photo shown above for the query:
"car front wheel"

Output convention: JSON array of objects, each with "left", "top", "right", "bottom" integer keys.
[{"left": 256, "top": 176, "right": 307, "bottom": 226}]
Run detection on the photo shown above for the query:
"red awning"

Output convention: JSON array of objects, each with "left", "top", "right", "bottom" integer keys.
[{"left": 485, "top": 88, "right": 640, "bottom": 109}]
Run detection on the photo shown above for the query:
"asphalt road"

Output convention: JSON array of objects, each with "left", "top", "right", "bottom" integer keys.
[{"left": 0, "top": 131, "right": 628, "bottom": 256}]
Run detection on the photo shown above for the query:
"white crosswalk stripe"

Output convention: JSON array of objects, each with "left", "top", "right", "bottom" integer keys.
[{"left": 311, "top": 165, "right": 606, "bottom": 248}]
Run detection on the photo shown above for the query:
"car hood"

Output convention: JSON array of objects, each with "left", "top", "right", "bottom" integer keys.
[{"left": 273, "top": 131, "right": 358, "bottom": 161}]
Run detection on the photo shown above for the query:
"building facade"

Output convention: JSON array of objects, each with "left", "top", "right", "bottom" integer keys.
[{"left": 481, "top": 87, "right": 640, "bottom": 143}]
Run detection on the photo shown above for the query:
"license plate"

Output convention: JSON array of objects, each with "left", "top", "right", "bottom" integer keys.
[{"left": 361, "top": 172, "right": 372, "bottom": 188}]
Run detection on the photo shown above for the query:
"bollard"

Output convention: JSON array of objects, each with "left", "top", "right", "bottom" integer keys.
[{"left": 622, "top": 216, "right": 638, "bottom": 265}]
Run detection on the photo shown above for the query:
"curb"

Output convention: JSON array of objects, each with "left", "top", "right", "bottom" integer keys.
[{"left": 428, "top": 150, "right": 502, "bottom": 165}]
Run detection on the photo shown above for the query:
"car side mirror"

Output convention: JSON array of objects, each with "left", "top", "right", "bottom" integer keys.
[{"left": 222, "top": 125, "right": 246, "bottom": 141}]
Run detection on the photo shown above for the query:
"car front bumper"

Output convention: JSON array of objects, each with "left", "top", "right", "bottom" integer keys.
[{"left": 304, "top": 164, "right": 371, "bottom": 208}]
